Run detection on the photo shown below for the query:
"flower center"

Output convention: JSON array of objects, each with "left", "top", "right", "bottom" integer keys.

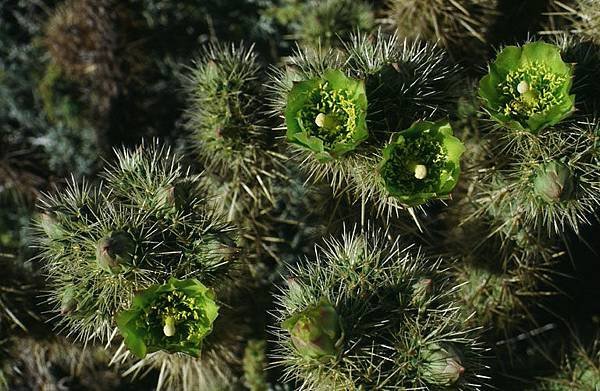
[
  {"left": 414, "top": 164, "right": 427, "bottom": 180},
  {"left": 499, "top": 61, "right": 567, "bottom": 121},
  {"left": 381, "top": 132, "right": 445, "bottom": 195},
  {"left": 297, "top": 81, "right": 358, "bottom": 148}
]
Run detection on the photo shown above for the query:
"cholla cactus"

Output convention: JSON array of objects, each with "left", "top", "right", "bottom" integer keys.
[
  {"left": 270, "top": 32, "right": 464, "bottom": 218},
  {"left": 473, "top": 39, "right": 600, "bottom": 238},
  {"left": 34, "top": 142, "right": 239, "bottom": 344},
  {"left": 1, "top": 335, "right": 127, "bottom": 390},
  {"left": 472, "top": 118, "right": 600, "bottom": 238},
  {"left": 383, "top": 0, "right": 498, "bottom": 59},
  {"left": 273, "top": 226, "right": 488, "bottom": 390},
  {"left": 542, "top": 1, "right": 600, "bottom": 43},
  {"left": 44, "top": 0, "right": 122, "bottom": 104},
  {"left": 535, "top": 337, "right": 600, "bottom": 390},
  {"left": 267, "top": 0, "right": 375, "bottom": 49},
  {"left": 184, "top": 42, "right": 326, "bottom": 270}
]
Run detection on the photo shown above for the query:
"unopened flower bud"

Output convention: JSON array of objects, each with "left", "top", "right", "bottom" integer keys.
[
  {"left": 60, "top": 287, "right": 77, "bottom": 315},
  {"left": 533, "top": 161, "right": 574, "bottom": 203},
  {"left": 96, "top": 231, "right": 135, "bottom": 273},
  {"left": 422, "top": 343, "right": 465, "bottom": 386},
  {"left": 282, "top": 300, "right": 343, "bottom": 359}
]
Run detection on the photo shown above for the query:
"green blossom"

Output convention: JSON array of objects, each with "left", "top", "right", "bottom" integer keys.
[
  {"left": 285, "top": 69, "right": 368, "bottom": 161},
  {"left": 379, "top": 120, "right": 465, "bottom": 206},
  {"left": 282, "top": 299, "right": 344, "bottom": 359},
  {"left": 479, "top": 41, "right": 575, "bottom": 132},
  {"left": 116, "top": 278, "right": 219, "bottom": 358}
]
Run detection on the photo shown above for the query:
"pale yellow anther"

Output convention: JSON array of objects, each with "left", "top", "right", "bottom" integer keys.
[
  {"left": 315, "top": 113, "right": 326, "bottom": 127},
  {"left": 517, "top": 80, "right": 530, "bottom": 95},
  {"left": 414, "top": 164, "right": 427, "bottom": 180}
]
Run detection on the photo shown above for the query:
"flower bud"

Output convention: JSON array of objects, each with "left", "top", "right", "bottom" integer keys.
[
  {"left": 60, "top": 287, "right": 77, "bottom": 315},
  {"left": 411, "top": 277, "right": 433, "bottom": 307},
  {"left": 96, "top": 231, "right": 135, "bottom": 273},
  {"left": 422, "top": 343, "right": 465, "bottom": 386},
  {"left": 282, "top": 300, "right": 343, "bottom": 359},
  {"left": 533, "top": 161, "right": 574, "bottom": 203}
]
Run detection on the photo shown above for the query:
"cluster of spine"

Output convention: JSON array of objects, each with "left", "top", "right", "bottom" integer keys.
[
  {"left": 184, "top": 42, "right": 325, "bottom": 273},
  {"left": 33, "top": 142, "right": 253, "bottom": 387},
  {"left": 535, "top": 336, "right": 600, "bottom": 390},
  {"left": 264, "top": 0, "right": 375, "bottom": 49},
  {"left": 542, "top": 1, "right": 600, "bottom": 43},
  {"left": 383, "top": 0, "right": 498, "bottom": 59},
  {"left": 273, "top": 227, "right": 488, "bottom": 390},
  {"left": 269, "top": 31, "right": 464, "bottom": 219}
]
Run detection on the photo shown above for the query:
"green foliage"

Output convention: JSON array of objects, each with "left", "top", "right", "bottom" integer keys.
[
  {"left": 116, "top": 278, "right": 219, "bottom": 358},
  {"left": 273, "top": 227, "right": 487, "bottom": 390},
  {"left": 479, "top": 41, "right": 575, "bottom": 132}
]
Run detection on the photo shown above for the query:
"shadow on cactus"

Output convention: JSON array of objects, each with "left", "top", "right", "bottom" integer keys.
[
  {"left": 273, "top": 226, "right": 488, "bottom": 390},
  {"left": 264, "top": 0, "right": 375, "bottom": 49},
  {"left": 34, "top": 141, "right": 238, "bottom": 343},
  {"left": 535, "top": 335, "right": 600, "bottom": 390},
  {"left": 479, "top": 41, "right": 575, "bottom": 133}
]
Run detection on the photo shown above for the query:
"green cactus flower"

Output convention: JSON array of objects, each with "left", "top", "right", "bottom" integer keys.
[
  {"left": 479, "top": 41, "right": 575, "bottom": 132},
  {"left": 281, "top": 299, "right": 344, "bottom": 359},
  {"left": 379, "top": 120, "right": 465, "bottom": 206},
  {"left": 116, "top": 278, "right": 219, "bottom": 358},
  {"left": 533, "top": 161, "right": 574, "bottom": 203},
  {"left": 285, "top": 69, "right": 368, "bottom": 161}
]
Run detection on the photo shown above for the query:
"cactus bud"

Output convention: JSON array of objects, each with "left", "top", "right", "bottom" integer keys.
[
  {"left": 96, "top": 231, "right": 135, "bottom": 273},
  {"left": 422, "top": 343, "right": 465, "bottom": 386},
  {"left": 533, "top": 161, "right": 574, "bottom": 203},
  {"left": 411, "top": 277, "right": 433, "bottom": 307},
  {"left": 282, "top": 300, "right": 343, "bottom": 359},
  {"left": 60, "top": 287, "right": 77, "bottom": 315}
]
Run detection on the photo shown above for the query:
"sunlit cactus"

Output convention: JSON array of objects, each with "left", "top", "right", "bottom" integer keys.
[
  {"left": 34, "top": 142, "right": 240, "bottom": 343},
  {"left": 269, "top": 31, "right": 464, "bottom": 219},
  {"left": 273, "top": 226, "right": 488, "bottom": 390}
]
